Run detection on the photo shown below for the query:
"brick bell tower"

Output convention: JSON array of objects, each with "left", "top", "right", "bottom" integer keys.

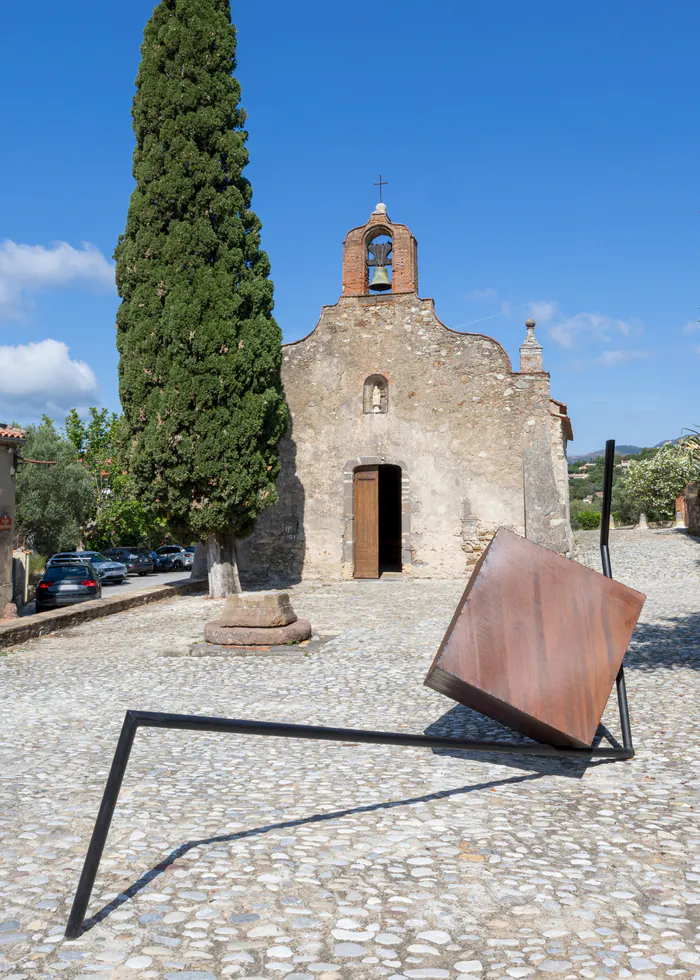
[{"left": 341, "top": 203, "right": 418, "bottom": 296}]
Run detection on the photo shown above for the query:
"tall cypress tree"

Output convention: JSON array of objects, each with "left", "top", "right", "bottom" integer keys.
[{"left": 115, "top": 0, "right": 287, "bottom": 596}]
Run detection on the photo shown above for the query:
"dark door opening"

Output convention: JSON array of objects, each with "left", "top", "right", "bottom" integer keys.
[{"left": 378, "top": 464, "right": 402, "bottom": 573}]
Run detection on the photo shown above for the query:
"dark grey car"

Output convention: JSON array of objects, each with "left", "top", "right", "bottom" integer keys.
[
  {"left": 104, "top": 548, "right": 155, "bottom": 576},
  {"left": 36, "top": 563, "right": 103, "bottom": 612},
  {"left": 49, "top": 551, "right": 127, "bottom": 584}
]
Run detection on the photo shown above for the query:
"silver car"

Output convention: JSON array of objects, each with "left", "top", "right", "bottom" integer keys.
[{"left": 48, "top": 552, "right": 128, "bottom": 584}]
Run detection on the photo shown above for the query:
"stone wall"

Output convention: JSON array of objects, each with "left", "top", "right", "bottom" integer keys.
[
  {"left": 0, "top": 443, "right": 19, "bottom": 610},
  {"left": 243, "top": 291, "right": 572, "bottom": 583},
  {"left": 684, "top": 482, "right": 700, "bottom": 536}
]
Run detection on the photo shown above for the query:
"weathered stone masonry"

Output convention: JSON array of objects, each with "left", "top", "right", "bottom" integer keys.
[
  {"left": 0, "top": 425, "right": 25, "bottom": 613},
  {"left": 243, "top": 206, "right": 573, "bottom": 583}
]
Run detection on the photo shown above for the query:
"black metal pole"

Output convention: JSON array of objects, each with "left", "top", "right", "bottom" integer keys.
[
  {"left": 600, "top": 439, "right": 615, "bottom": 578},
  {"left": 65, "top": 712, "right": 139, "bottom": 939},
  {"left": 126, "top": 710, "right": 634, "bottom": 757},
  {"left": 599, "top": 438, "right": 634, "bottom": 753},
  {"left": 65, "top": 708, "right": 633, "bottom": 939}
]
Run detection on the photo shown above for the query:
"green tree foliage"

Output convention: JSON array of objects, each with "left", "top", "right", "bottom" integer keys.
[
  {"left": 115, "top": 0, "right": 287, "bottom": 593},
  {"left": 15, "top": 418, "right": 95, "bottom": 556},
  {"left": 88, "top": 495, "right": 167, "bottom": 552},
  {"left": 64, "top": 407, "right": 120, "bottom": 505},
  {"left": 64, "top": 407, "right": 167, "bottom": 550},
  {"left": 576, "top": 509, "right": 601, "bottom": 530},
  {"left": 615, "top": 443, "right": 700, "bottom": 521}
]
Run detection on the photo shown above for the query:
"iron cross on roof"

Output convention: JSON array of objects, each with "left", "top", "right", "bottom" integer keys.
[{"left": 374, "top": 173, "right": 388, "bottom": 203}]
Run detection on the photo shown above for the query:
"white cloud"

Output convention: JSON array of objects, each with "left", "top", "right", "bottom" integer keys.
[
  {"left": 683, "top": 319, "right": 700, "bottom": 335},
  {"left": 0, "top": 240, "right": 116, "bottom": 320},
  {"left": 595, "top": 349, "right": 650, "bottom": 367},
  {"left": 467, "top": 287, "right": 498, "bottom": 301},
  {"left": 0, "top": 339, "right": 99, "bottom": 416},
  {"left": 527, "top": 299, "right": 640, "bottom": 350},
  {"left": 528, "top": 300, "right": 560, "bottom": 324},
  {"left": 548, "top": 311, "right": 638, "bottom": 350},
  {"left": 563, "top": 348, "right": 650, "bottom": 371}
]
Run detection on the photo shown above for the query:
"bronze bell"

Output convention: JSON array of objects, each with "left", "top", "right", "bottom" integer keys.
[{"left": 368, "top": 266, "right": 391, "bottom": 291}]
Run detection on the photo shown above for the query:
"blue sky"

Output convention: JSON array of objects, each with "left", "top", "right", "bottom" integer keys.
[{"left": 0, "top": 0, "right": 697, "bottom": 453}]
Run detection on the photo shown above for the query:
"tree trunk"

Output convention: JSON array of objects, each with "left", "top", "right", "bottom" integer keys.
[
  {"left": 190, "top": 541, "right": 207, "bottom": 581},
  {"left": 206, "top": 532, "right": 241, "bottom": 598}
]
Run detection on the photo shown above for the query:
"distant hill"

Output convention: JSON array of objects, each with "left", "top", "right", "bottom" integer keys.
[{"left": 569, "top": 438, "right": 680, "bottom": 463}]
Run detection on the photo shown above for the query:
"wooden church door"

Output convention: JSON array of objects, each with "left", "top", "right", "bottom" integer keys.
[{"left": 353, "top": 467, "right": 379, "bottom": 578}]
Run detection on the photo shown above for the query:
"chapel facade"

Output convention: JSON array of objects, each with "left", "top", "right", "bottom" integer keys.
[{"left": 241, "top": 204, "right": 573, "bottom": 582}]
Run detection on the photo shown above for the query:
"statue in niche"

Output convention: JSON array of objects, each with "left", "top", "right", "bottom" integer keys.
[{"left": 363, "top": 375, "right": 388, "bottom": 414}]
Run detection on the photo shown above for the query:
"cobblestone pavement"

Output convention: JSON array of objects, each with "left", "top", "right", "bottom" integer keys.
[{"left": 1, "top": 530, "right": 699, "bottom": 980}]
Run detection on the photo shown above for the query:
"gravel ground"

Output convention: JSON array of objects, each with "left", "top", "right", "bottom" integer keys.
[{"left": 0, "top": 529, "right": 699, "bottom": 980}]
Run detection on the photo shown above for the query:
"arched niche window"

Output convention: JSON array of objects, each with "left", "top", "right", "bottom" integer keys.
[
  {"left": 363, "top": 374, "right": 389, "bottom": 414},
  {"left": 367, "top": 233, "right": 393, "bottom": 292}
]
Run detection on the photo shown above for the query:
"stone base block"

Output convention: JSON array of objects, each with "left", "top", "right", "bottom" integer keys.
[
  {"left": 218, "top": 590, "right": 297, "bottom": 628},
  {"left": 204, "top": 617, "right": 312, "bottom": 647}
]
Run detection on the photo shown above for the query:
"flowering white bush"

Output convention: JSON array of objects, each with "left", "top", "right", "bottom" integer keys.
[{"left": 620, "top": 444, "right": 700, "bottom": 520}]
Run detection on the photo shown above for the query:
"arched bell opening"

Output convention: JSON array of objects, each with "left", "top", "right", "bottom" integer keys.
[{"left": 366, "top": 232, "right": 393, "bottom": 293}]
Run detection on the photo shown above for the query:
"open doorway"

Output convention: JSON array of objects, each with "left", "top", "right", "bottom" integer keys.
[
  {"left": 378, "top": 464, "right": 402, "bottom": 572},
  {"left": 353, "top": 464, "right": 402, "bottom": 578}
]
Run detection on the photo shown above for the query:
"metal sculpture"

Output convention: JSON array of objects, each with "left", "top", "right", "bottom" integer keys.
[{"left": 65, "top": 440, "right": 635, "bottom": 939}]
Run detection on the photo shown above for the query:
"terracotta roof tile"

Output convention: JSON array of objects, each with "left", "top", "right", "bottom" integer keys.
[{"left": 0, "top": 424, "right": 26, "bottom": 441}]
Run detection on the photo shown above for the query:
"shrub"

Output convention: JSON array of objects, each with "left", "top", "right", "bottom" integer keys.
[{"left": 577, "top": 510, "right": 601, "bottom": 530}]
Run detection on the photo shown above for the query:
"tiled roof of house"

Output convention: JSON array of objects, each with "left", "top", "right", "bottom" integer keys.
[{"left": 0, "top": 423, "right": 26, "bottom": 442}]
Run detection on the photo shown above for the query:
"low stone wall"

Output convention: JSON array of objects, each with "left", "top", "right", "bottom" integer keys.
[{"left": 0, "top": 577, "right": 206, "bottom": 649}]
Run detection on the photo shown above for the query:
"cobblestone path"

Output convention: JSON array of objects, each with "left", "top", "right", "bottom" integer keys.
[{"left": 1, "top": 530, "right": 699, "bottom": 980}]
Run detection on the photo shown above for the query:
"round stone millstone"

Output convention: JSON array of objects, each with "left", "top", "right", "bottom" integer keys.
[
  {"left": 203, "top": 618, "right": 312, "bottom": 647},
  {"left": 217, "top": 590, "right": 298, "bottom": 628}
]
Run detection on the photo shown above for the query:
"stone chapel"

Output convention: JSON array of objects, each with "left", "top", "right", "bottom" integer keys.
[{"left": 242, "top": 203, "right": 573, "bottom": 582}]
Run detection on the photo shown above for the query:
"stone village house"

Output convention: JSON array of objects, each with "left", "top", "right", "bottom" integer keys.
[
  {"left": 241, "top": 204, "right": 573, "bottom": 582},
  {"left": 0, "top": 424, "right": 26, "bottom": 614}
]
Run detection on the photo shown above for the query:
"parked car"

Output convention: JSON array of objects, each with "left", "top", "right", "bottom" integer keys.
[
  {"left": 149, "top": 549, "right": 175, "bottom": 571},
  {"left": 155, "top": 545, "right": 194, "bottom": 570},
  {"left": 104, "top": 547, "right": 155, "bottom": 576},
  {"left": 48, "top": 551, "right": 128, "bottom": 584},
  {"left": 36, "top": 562, "right": 102, "bottom": 612}
]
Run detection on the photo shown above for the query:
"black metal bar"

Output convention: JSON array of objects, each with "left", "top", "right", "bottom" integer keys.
[
  {"left": 65, "top": 712, "right": 139, "bottom": 940},
  {"left": 600, "top": 438, "right": 615, "bottom": 577},
  {"left": 128, "top": 710, "right": 634, "bottom": 757},
  {"left": 599, "top": 438, "right": 634, "bottom": 753},
  {"left": 65, "top": 708, "right": 633, "bottom": 939}
]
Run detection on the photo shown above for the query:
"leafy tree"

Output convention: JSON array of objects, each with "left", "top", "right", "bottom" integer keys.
[
  {"left": 64, "top": 407, "right": 121, "bottom": 506},
  {"left": 115, "top": 0, "right": 287, "bottom": 596},
  {"left": 15, "top": 418, "right": 95, "bottom": 556},
  {"left": 88, "top": 493, "right": 167, "bottom": 552},
  {"left": 616, "top": 443, "right": 700, "bottom": 521},
  {"left": 64, "top": 407, "right": 167, "bottom": 550}
]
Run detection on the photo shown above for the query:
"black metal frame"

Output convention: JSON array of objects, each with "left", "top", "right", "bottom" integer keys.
[{"left": 64, "top": 439, "right": 633, "bottom": 939}]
